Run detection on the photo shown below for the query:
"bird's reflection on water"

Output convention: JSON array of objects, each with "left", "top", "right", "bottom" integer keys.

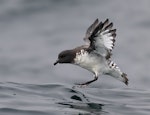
[{"left": 57, "top": 88, "right": 105, "bottom": 114}]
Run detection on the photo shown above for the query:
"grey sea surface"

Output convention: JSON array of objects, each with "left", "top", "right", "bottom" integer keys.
[{"left": 0, "top": 0, "right": 150, "bottom": 115}]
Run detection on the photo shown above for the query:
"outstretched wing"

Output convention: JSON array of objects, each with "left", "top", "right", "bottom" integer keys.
[{"left": 84, "top": 19, "right": 116, "bottom": 59}]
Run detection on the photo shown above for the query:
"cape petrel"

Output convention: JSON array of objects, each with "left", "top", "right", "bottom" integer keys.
[{"left": 54, "top": 19, "right": 128, "bottom": 86}]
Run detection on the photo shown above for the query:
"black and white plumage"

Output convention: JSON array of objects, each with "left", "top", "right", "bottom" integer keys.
[{"left": 54, "top": 19, "right": 128, "bottom": 86}]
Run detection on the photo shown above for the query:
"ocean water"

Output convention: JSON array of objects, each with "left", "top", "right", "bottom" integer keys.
[{"left": 0, "top": 0, "right": 150, "bottom": 115}]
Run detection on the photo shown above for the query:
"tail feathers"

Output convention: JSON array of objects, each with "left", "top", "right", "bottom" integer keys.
[
  {"left": 108, "top": 70, "right": 129, "bottom": 85},
  {"left": 108, "top": 61, "right": 129, "bottom": 85},
  {"left": 107, "top": 60, "right": 129, "bottom": 85},
  {"left": 121, "top": 73, "right": 128, "bottom": 85}
]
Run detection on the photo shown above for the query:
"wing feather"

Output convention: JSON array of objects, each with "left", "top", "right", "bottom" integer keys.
[
  {"left": 84, "top": 18, "right": 99, "bottom": 42},
  {"left": 84, "top": 19, "right": 116, "bottom": 59}
]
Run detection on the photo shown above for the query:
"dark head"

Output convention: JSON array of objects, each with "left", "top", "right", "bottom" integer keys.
[{"left": 54, "top": 50, "right": 75, "bottom": 65}]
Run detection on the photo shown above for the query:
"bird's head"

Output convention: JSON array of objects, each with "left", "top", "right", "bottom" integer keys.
[{"left": 54, "top": 50, "right": 75, "bottom": 65}]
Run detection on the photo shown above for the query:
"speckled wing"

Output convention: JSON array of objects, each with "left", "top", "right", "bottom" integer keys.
[{"left": 84, "top": 19, "right": 116, "bottom": 59}]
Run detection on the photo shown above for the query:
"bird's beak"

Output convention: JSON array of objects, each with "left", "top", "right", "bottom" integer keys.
[{"left": 54, "top": 60, "right": 59, "bottom": 65}]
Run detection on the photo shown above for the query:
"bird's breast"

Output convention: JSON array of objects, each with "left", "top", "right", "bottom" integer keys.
[{"left": 74, "top": 49, "right": 107, "bottom": 74}]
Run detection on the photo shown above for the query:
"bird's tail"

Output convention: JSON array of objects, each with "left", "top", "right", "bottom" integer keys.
[{"left": 107, "top": 61, "right": 128, "bottom": 85}]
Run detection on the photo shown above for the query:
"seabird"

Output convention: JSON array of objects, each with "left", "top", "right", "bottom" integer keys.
[{"left": 54, "top": 19, "right": 128, "bottom": 86}]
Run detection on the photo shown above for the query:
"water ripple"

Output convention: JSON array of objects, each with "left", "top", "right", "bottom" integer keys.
[{"left": 0, "top": 82, "right": 150, "bottom": 115}]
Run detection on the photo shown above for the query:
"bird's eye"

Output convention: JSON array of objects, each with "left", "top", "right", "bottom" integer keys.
[{"left": 60, "top": 55, "right": 65, "bottom": 58}]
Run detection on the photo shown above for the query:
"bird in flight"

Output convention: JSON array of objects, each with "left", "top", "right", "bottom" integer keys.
[{"left": 54, "top": 19, "right": 128, "bottom": 87}]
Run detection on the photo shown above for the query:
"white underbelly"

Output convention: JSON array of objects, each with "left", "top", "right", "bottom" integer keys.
[{"left": 74, "top": 51, "right": 108, "bottom": 75}]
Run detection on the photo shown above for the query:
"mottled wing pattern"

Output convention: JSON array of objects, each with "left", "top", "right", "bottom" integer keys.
[{"left": 84, "top": 19, "right": 116, "bottom": 59}]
